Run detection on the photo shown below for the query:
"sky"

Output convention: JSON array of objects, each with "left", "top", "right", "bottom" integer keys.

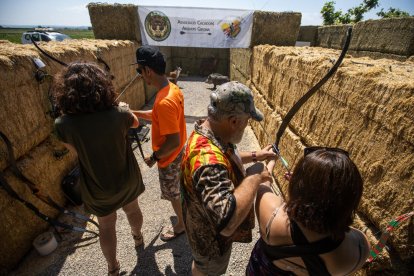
[{"left": 0, "top": 0, "right": 413, "bottom": 27}]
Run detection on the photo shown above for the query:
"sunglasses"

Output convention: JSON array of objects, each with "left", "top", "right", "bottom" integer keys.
[{"left": 304, "top": 146, "right": 349, "bottom": 157}]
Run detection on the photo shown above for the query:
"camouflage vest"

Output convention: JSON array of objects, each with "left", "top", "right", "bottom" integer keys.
[{"left": 181, "top": 131, "right": 254, "bottom": 244}]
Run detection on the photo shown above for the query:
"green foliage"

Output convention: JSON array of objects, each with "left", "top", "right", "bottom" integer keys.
[
  {"left": 321, "top": 0, "right": 381, "bottom": 25},
  {"left": 377, "top": 7, "right": 411, "bottom": 18}
]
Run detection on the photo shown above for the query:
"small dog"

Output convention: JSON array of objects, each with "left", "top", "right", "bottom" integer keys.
[
  {"left": 169, "top": 67, "right": 182, "bottom": 84},
  {"left": 205, "top": 73, "right": 230, "bottom": 89}
]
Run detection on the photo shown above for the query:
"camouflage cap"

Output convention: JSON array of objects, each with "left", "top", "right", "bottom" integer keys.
[{"left": 209, "top": 81, "right": 263, "bottom": 121}]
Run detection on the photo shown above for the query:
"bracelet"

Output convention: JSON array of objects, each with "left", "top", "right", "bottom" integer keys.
[
  {"left": 252, "top": 151, "right": 257, "bottom": 163},
  {"left": 150, "top": 151, "right": 160, "bottom": 162}
]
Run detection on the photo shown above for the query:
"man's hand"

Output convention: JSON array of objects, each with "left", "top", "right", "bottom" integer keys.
[
  {"left": 144, "top": 155, "right": 156, "bottom": 167},
  {"left": 256, "top": 145, "right": 277, "bottom": 162}
]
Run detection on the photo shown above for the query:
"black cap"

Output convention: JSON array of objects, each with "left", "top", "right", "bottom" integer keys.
[{"left": 133, "top": 46, "right": 166, "bottom": 74}]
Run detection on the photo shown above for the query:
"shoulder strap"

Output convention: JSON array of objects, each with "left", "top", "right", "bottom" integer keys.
[{"left": 265, "top": 205, "right": 282, "bottom": 241}]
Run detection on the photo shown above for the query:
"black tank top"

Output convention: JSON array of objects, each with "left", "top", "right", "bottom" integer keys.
[{"left": 261, "top": 220, "right": 344, "bottom": 275}]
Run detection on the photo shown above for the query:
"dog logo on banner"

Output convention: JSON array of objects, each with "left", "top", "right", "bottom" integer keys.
[{"left": 145, "top": 11, "right": 171, "bottom": 41}]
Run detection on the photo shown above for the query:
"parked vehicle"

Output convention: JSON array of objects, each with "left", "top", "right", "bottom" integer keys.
[{"left": 21, "top": 29, "right": 71, "bottom": 44}]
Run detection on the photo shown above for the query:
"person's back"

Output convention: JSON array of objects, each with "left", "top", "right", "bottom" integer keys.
[
  {"left": 53, "top": 62, "right": 145, "bottom": 275},
  {"left": 248, "top": 147, "right": 370, "bottom": 275}
]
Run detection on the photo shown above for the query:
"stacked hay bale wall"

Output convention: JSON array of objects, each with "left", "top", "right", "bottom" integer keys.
[
  {"left": 0, "top": 39, "right": 145, "bottom": 272},
  {"left": 230, "top": 12, "right": 301, "bottom": 86},
  {"left": 170, "top": 47, "right": 229, "bottom": 77},
  {"left": 317, "top": 17, "right": 414, "bottom": 61},
  {"left": 88, "top": 3, "right": 141, "bottom": 42},
  {"left": 249, "top": 45, "right": 414, "bottom": 274}
]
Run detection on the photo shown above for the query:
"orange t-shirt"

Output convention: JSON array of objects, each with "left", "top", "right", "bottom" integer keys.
[{"left": 151, "top": 82, "right": 187, "bottom": 168}]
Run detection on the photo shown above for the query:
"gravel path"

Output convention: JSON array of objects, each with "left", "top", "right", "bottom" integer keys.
[{"left": 12, "top": 77, "right": 262, "bottom": 276}]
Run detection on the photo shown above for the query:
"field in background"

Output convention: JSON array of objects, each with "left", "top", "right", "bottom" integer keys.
[{"left": 0, "top": 28, "right": 94, "bottom": 44}]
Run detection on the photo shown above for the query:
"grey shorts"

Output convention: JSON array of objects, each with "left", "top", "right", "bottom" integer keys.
[
  {"left": 158, "top": 150, "right": 183, "bottom": 201},
  {"left": 192, "top": 247, "right": 232, "bottom": 276}
]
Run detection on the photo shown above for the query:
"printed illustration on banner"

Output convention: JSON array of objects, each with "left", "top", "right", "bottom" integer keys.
[
  {"left": 145, "top": 10, "right": 171, "bottom": 41},
  {"left": 220, "top": 17, "right": 242, "bottom": 39}
]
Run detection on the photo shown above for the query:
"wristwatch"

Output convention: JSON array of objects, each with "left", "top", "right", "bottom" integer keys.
[{"left": 150, "top": 151, "right": 160, "bottom": 162}]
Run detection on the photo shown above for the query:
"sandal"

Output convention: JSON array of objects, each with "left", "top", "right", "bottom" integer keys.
[
  {"left": 160, "top": 226, "right": 185, "bottom": 242},
  {"left": 108, "top": 260, "right": 120, "bottom": 276},
  {"left": 132, "top": 232, "right": 144, "bottom": 247}
]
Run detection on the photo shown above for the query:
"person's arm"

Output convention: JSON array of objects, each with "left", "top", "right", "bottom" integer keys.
[
  {"left": 132, "top": 109, "right": 153, "bottom": 121},
  {"left": 240, "top": 144, "right": 276, "bottom": 164},
  {"left": 220, "top": 162, "right": 273, "bottom": 236},
  {"left": 144, "top": 132, "right": 180, "bottom": 167},
  {"left": 130, "top": 112, "right": 139, "bottom": 128}
]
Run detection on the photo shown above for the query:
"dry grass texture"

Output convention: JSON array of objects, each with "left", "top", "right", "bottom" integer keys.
[
  {"left": 318, "top": 18, "right": 414, "bottom": 60},
  {"left": 249, "top": 45, "right": 414, "bottom": 273},
  {"left": 87, "top": 3, "right": 140, "bottom": 41},
  {"left": 251, "top": 11, "right": 301, "bottom": 46}
]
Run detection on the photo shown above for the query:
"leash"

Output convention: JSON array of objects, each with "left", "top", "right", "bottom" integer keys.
[{"left": 0, "top": 131, "right": 99, "bottom": 236}]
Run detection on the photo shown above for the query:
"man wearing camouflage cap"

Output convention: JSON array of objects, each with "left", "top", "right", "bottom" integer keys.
[{"left": 180, "top": 81, "right": 276, "bottom": 275}]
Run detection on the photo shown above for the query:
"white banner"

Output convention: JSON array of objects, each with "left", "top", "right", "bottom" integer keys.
[{"left": 138, "top": 6, "right": 254, "bottom": 48}]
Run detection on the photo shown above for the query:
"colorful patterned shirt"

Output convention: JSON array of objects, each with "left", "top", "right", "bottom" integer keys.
[{"left": 181, "top": 120, "right": 254, "bottom": 257}]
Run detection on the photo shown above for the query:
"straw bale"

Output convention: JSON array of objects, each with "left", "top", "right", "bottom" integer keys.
[
  {"left": 316, "top": 24, "right": 352, "bottom": 49},
  {"left": 87, "top": 3, "right": 140, "bottom": 41},
  {"left": 230, "top": 48, "right": 252, "bottom": 78},
  {"left": 0, "top": 40, "right": 143, "bottom": 170},
  {"left": 0, "top": 135, "right": 77, "bottom": 271},
  {"left": 349, "top": 50, "right": 408, "bottom": 62},
  {"left": 250, "top": 45, "right": 414, "bottom": 261},
  {"left": 297, "top": 25, "right": 319, "bottom": 46},
  {"left": 250, "top": 11, "right": 301, "bottom": 46},
  {"left": 160, "top": 46, "right": 173, "bottom": 73},
  {"left": 351, "top": 18, "right": 414, "bottom": 57},
  {"left": 230, "top": 65, "right": 248, "bottom": 84}
]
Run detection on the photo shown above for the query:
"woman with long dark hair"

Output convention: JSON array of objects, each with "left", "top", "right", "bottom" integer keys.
[
  {"left": 247, "top": 147, "right": 370, "bottom": 275},
  {"left": 53, "top": 62, "right": 145, "bottom": 275}
]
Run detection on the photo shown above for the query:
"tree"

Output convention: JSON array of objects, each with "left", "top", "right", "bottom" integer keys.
[
  {"left": 321, "top": 0, "right": 379, "bottom": 25},
  {"left": 377, "top": 7, "right": 411, "bottom": 18}
]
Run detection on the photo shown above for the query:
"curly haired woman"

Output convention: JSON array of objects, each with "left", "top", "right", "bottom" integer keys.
[
  {"left": 247, "top": 147, "right": 370, "bottom": 275},
  {"left": 53, "top": 62, "right": 145, "bottom": 275}
]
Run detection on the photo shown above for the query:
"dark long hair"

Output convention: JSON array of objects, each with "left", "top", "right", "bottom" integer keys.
[
  {"left": 285, "top": 149, "right": 363, "bottom": 240},
  {"left": 53, "top": 62, "right": 116, "bottom": 114}
]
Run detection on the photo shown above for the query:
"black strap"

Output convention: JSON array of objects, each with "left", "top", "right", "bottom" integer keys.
[
  {"left": 30, "top": 36, "right": 68, "bottom": 67},
  {"left": 0, "top": 131, "right": 99, "bottom": 235},
  {"left": 274, "top": 27, "right": 353, "bottom": 150},
  {"left": 0, "top": 172, "right": 98, "bottom": 237}
]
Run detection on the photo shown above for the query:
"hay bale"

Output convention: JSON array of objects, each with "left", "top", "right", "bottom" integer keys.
[
  {"left": 317, "top": 18, "right": 414, "bottom": 60},
  {"left": 230, "top": 48, "right": 252, "bottom": 79},
  {"left": 317, "top": 24, "right": 352, "bottom": 49},
  {"left": 352, "top": 18, "right": 414, "bottom": 57},
  {"left": 0, "top": 135, "right": 77, "bottom": 272},
  {"left": 249, "top": 45, "right": 414, "bottom": 268},
  {"left": 87, "top": 3, "right": 140, "bottom": 41},
  {"left": 0, "top": 40, "right": 144, "bottom": 170},
  {"left": 250, "top": 11, "right": 301, "bottom": 46},
  {"left": 297, "top": 25, "right": 319, "bottom": 46}
]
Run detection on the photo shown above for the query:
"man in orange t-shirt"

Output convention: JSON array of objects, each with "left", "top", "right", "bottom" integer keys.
[{"left": 132, "top": 46, "right": 187, "bottom": 241}]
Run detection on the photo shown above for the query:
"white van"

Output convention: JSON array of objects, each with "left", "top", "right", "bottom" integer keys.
[{"left": 21, "top": 30, "right": 71, "bottom": 44}]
